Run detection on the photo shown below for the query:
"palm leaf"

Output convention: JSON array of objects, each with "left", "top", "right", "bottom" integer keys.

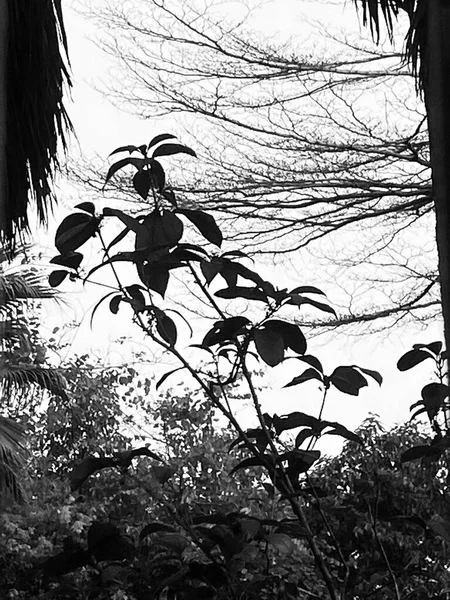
[
  {"left": 0, "top": 271, "right": 59, "bottom": 316},
  {"left": 0, "top": 364, "right": 67, "bottom": 400},
  {"left": 1, "top": 0, "right": 73, "bottom": 251},
  {"left": 0, "top": 416, "right": 26, "bottom": 503}
]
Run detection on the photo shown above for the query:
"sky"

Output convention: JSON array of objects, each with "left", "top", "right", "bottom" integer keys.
[{"left": 40, "top": 0, "right": 445, "bottom": 453}]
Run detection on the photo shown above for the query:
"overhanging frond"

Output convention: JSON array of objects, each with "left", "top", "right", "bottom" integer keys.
[
  {"left": 1, "top": 0, "right": 73, "bottom": 250},
  {"left": 0, "top": 462, "right": 25, "bottom": 503},
  {"left": 0, "top": 364, "right": 68, "bottom": 400},
  {"left": 0, "top": 271, "right": 59, "bottom": 315}
]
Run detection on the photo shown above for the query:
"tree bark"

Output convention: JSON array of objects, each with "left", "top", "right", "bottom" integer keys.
[
  {"left": 424, "top": 0, "right": 450, "bottom": 369},
  {"left": 0, "top": 0, "right": 8, "bottom": 237}
]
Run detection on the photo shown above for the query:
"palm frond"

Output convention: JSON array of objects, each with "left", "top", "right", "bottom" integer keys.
[
  {"left": 353, "top": 0, "right": 401, "bottom": 42},
  {"left": 0, "top": 365, "right": 68, "bottom": 400},
  {"left": 0, "top": 271, "right": 59, "bottom": 316},
  {"left": 1, "top": 0, "right": 73, "bottom": 251},
  {"left": 0, "top": 416, "right": 26, "bottom": 502}
]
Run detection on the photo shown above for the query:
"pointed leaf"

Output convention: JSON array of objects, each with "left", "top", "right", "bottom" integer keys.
[
  {"left": 289, "top": 285, "right": 326, "bottom": 296},
  {"left": 155, "top": 310, "right": 178, "bottom": 346},
  {"left": 330, "top": 366, "right": 368, "bottom": 396},
  {"left": 55, "top": 213, "right": 100, "bottom": 254},
  {"left": 201, "top": 258, "right": 222, "bottom": 285},
  {"left": 296, "top": 355, "right": 323, "bottom": 373},
  {"left": 133, "top": 170, "right": 153, "bottom": 200},
  {"left": 108, "top": 145, "right": 139, "bottom": 157},
  {"left": 264, "top": 320, "right": 307, "bottom": 355},
  {"left": 176, "top": 209, "right": 222, "bottom": 246},
  {"left": 156, "top": 368, "right": 184, "bottom": 390},
  {"left": 202, "top": 316, "right": 251, "bottom": 347},
  {"left": 49, "top": 270, "right": 68, "bottom": 288},
  {"left": 356, "top": 366, "right": 383, "bottom": 385},
  {"left": 150, "top": 159, "right": 166, "bottom": 191},
  {"left": 90, "top": 292, "right": 117, "bottom": 328},
  {"left": 105, "top": 226, "right": 131, "bottom": 254},
  {"left": 413, "top": 341, "right": 443, "bottom": 356},
  {"left": 139, "top": 522, "right": 177, "bottom": 541},
  {"left": 152, "top": 143, "right": 197, "bottom": 159},
  {"left": 273, "top": 412, "right": 320, "bottom": 435},
  {"left": 103, "top": 207, "right": 146, "bottom": 235},
  {"left": 323, "top": 422, "right": 362, "bottom": 445},
  {"left": 401, "top": 445, "right": 442, "bottom": 463},
  {"left": 284, "top": 368, "right": 323, "bottom": 388},
  {"left": 148, "top": 134, "right": 177, "bottom": 151},
  {"left": 230, "top": 455, "right": 275, "bottom": 476},
  {"left": 288, "top": 294, "right": 336, "bottom": 316},
  {"left": 254, "top": 328, "right": 285, "bottom": 366},
  {"left": 295, "top": 428, "right": 315, "bottom": 448},
  {"left": 105, "top": 157, "right": 144, "bottom": 184},
  {"left": 215, "top": 286, "right": 268, "bottom": 302},
  {"left": 397, "top": 348, "right": 433, "bottom": 371}
]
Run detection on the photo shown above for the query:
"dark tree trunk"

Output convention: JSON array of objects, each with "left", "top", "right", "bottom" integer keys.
[{"left": 424, "top": 0, "right": 450, "bottom": 368}]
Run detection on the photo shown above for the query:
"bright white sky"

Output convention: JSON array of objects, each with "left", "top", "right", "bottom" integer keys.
[{"left": 37, "top": 0, "right": 444, "bottom": 453}]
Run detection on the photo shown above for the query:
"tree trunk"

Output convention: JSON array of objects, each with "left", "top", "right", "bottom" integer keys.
[
  {"left": 424, "top": 0, "right": 450, "bottom": 369},
  {"left": 0, "top": 0, "right": 8, "bottom": 235}
]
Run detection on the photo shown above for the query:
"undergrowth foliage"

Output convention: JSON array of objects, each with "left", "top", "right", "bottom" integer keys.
[{"left": 37, "top": 136, "right": 450, "bottom": 599}]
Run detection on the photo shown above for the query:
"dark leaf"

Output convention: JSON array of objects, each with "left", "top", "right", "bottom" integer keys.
[
  {"left": 324, "top": 422, "right": 363, "bottom": 445},
  {"left": 273, "top": 412, "right": 320, "bottom": 435},
  {"left": 230, "top": 455, "right": 275, "bottom": 476},
  {"left": 413, "top": 341, "right": 443, "bottom": 356},
  {"left": 155, "top": 310, "right": 178, "bottom": 346},
  {"left": 86, "top": 253, "right": 139, "bottom": 283},
  {"left": 138, "top": 264, "right": 170, "bottom": 297},
  {"left": 254, "top": 328, "right": 285, "bottom": 366},
  {"left": 427, "top": 519, "right": 450, "bottom": 542},
  {"left": 41, "top": 548, "right": 91, "bottom": 578},
  {"left": 55, "top": 213, "right": 100, "bottom": 254},
  {"left": 289, "top": 285, "right": 325, "bottom": 295},
  {"left": 201, "top": 258, "right": 222, "bottom": 285},
  {"left": 357, "top": 366, "right": 383, "bottom": 386},
  {"left": 109, "top": 144, "right": 140, "bottom": 157},
  {"left": 125, "top": 284, "right": 146, "bottom": 311},
  {"left": 282, "top": 449, "right": 321, "bottom": 477},
  {"left": 296, "top": 355, "right": 323, "bottom": 373},
  {"left": 156, "top": 368, "right": 184, "bottom": 390},
  {"left": 75, "top": 202, "right": 95, "bottom": 215},
  {"left": 103, "top": 207, "right": 146, "bottom": 235},
  {"left": 284, "top": 368, "right": 323, "bottom": 388},
  {"left": 421, "top": 382, "right": 449, "bottom": 420},
  {"left": 139, "top": 522, "right": 177, "bottom": 541},
  {"left": 330, "top": 366, "right": 368, "bottom": 396},
  {"left": 264, "top": 320, "right": 307, "bottom": 355},
  {"left": 69, "top": 456, "right": 116, "bottom": 490},
  {"left": 152, "top": 143, "right": 197, "bottom": 159},
  {"left": 397, "top": 348, "right": 433, "bottom": 371},
  {"left": 221, "top": 259, "right": 266, "bottom": 288},
  {"left": 215, "top": 286, "right": 268, "bottom": 302},
  {"left": 288, "top": 294, "right": 336, "bottom": 316},
  {"left": 49, "top": 270, "right": 68, "bottom": 287},
  {"left": 148, "top": 133, "right": 177, "bottom": 150},
  {"left": 202, "top": 316, "right": 251, "bottom": 347},
  {"left": 104, "top": 157, "right": 144, "bottom": 184},
  {"left": 295, "top": 428, "right": 315, "bottom": 448},
  {"left": 104, "top": 226, "right": 131, "bottom": 253},
  {"left": 133, "top": 170, "right": 153, "bottom": 200},
  {"left": 88, "top": 522, "right": 133, "bottom": 562},
  {"left": 401, "top": 445, "right": 442, "bottom": 463},
  {"left": 90, "top": 292, "right": 116, "bottom": 328},
  {"left": 109, "top": 295, "right": 122, "bottom": 314},
  {"left": 137, "top": 209, "right": 184, "bottom": 254},
  {"left": 150, "top": 159, "right": 166, "bottom": 191},
  {"left": 176, "top": 209, "right": 222, "bottom": 246},
  {"left": 50, "top": 252, "right": 83, "bottom": 270}
]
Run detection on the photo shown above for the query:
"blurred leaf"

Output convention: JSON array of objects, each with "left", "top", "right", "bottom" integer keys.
[
  {"left": 155, "top": 309, "right": 178, "bottom": 346},
  {"left": 296, "top": 355, "right": 323, "bottom": 373},
  {"left": 266, "top": 533, "right": 295, "bottom": 555},
  {"left": 400, "top": 445, "right": 442, "bottom": 463},
  {"left": 427, "top": 519, "right": 450, "bottom": 542}
]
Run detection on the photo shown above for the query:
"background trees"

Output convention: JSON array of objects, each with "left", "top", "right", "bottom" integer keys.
[{"left": 73, "top": 0, "right": 438, "bottom": 334}]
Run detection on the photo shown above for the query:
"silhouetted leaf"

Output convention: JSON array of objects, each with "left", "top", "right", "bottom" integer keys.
[
  {"left": 137, "top": 209, "right": 184, "bottom": 253},
  {"left": 273, "top": 412, "right": 320, "bottom": 435},
  {"left": 90, "top": 292, "right": 117, "bottom": 328},
  {"left": 284, "top": 368, "right": 323, "bottom": 388},
  {"left": 48, "top": 270, "right": 68, "bottom": 288},
  {"left": 397, "top": 348, "right": 433, "bottom": 371},
  {"left": 176, "top": 208, "right": 222, "bottom": 246},
  {"left": 103, "top": 207, "right": 146, "bottom": 235},
  {"left": 201, "top": 258, "right": 222, "bottom": 284},
  {"left": 155, "top": 309, "right": 178, "bottom": 346},
  {"left": 324, "top": 422, "right": 362, "bottom": 445},
  {"left": 215, "top": 286, "right": 268, "bottom": 302},
  {"left": 55, "top": 213, "right": 100, "bottom": 254},
  {"left": 357, "top": 366, "right": 383, "bottom": 386},
  {"left": 413, "top": 341, "right": 443, "bottom": 356},
  {"left": 148, "top": 133, "right": 177, "bottom": 151},
  {"left": 152, "top": 143, "right": 197, "bottom": 159},
  {"left": 287, "top": 294, "right": 336, "bottom": 315},
  {"left": 69, "top": 456, "right": 116, "bottom": 490},
  {"left": 50, "top": 252, "right": 83, "bottom": 270},
  {"left": 109, "top": 144, "right": 140, "bottom": 157},
  {"left": 133, "top": 170, "right": 153, "bottom": 200},
  {"left": 264, "top": 320, "right": 307, "bottom": 355},
  {"left": 109, "top": 295, "right": 122, "bottom": 314},
  {"left": 295, "top": 428, "right": 315, "bottom": 448},
  {"left": 75, "top": 202, "right": 95, "bottom": 215},
  {"left": 401, "top": 445, "right": 442, "bottom": 463},
  {"left": 254, "top": 327, "right": 284, "bottom": 366},
  {"left": 138, "top": 265, "right": 170, "bottom": 297},
  {"left": 150, "top": 159, "right": 166, "bottom": 191},
  {"left": 296, "top": 355, "right": 324, "bottom": 373},
  {"left": 289, "top": 285, "right": 325, "bottom": 295},
  {"left": 330, "top": 366, "right": 368, "bottom": 396},
  {"left": 203, "top": 316, "right": 251, "bottom": 347},
  {"left": 105, "top": 157, "right": 144, "bottom": 184},
  {"left": 156, "top": 368, "right": 184, "bottom": 390},
  {"left": 421, "top": 382, "right": 449, "bottom": 420},
  {"left": 282, "top": 449, "right": 321, "bottom": 477}
]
